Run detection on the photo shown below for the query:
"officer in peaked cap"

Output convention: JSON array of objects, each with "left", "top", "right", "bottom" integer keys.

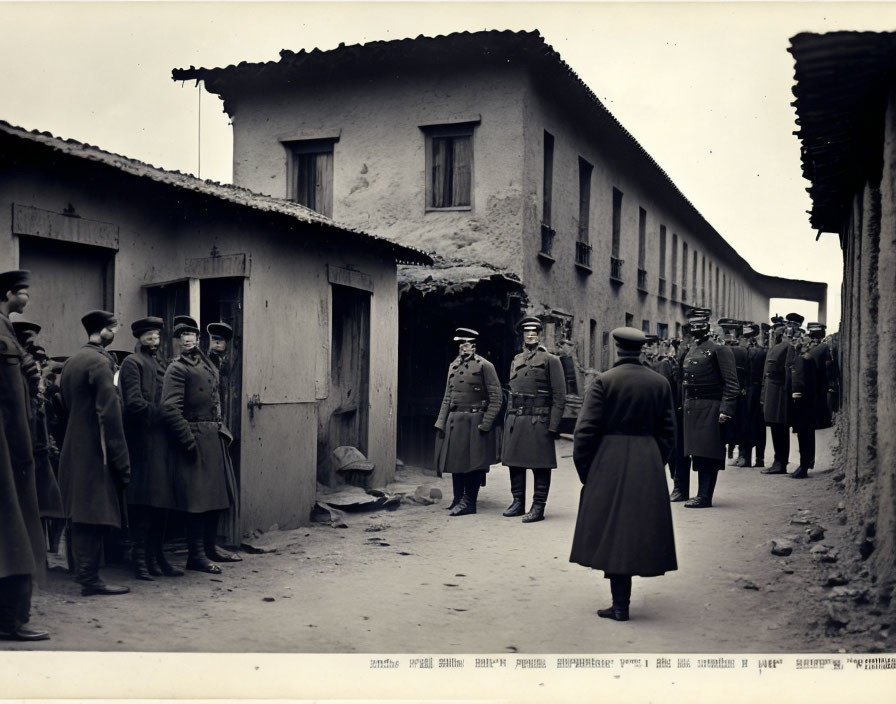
[
  {"left": 119, "top": 317, "right": 181, "bottom": 580},
  {"left": 805, "top": 323, "right": 834, "bottom": 431},
  {"left": 0, "top": 270, "right": 51, "bottom": 640},
  {"left": 571, "top": 327, "right": 677, "bottom": 621},
  {"left": 162, "top": 318, "right": 237, "bottom": 574},
  {"left": 760, "top": 314, "right": 800, "bottom": 476},
  {"left": 738, "top": 322, "right": 768, "bottom": 468},
  {"left": 433, "top": 327, "right": 502, "bottom": 516},
  {"left": 202, "top": 320, "right": 242, "bottom": 564},
  {"left": 58, "top": 309, "right": 131, "bottom": 596},
  {"left": 679, "top": 308, "right": 739, "bottom": 508},
  {"left": 787, "top": 320, "right": 832, "bottom": 479},
  {"left": 501, "top": 316, "right": 566, "bottom": 523}
]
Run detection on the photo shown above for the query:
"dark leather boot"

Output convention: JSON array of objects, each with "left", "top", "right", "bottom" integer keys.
[
  {"left": 446, "top": 474, "right": 464, "bottom": 510},
  {"left": 760, "top": 460, "right": 787, "bottom": 475},
  {"left": 597, "top": 604, "right": 630, "bottom": 621},
  {"left": 502, "top": 499, "right": 524, "bottom": 517},
  {"left": 504, "top": 467, "right": 526, "bottom": 517},
  {"left": 132, "top": 546, "right": 154, "bottom": 581},
  {"left": 522, "top": 470, "right": 550, "bottom": 522},
  {"left": 186, "top": 537, "right": 221, "bottom": 574},
  {"left": 521, "top": 502, "right": 545, "bottom": 523},
  {"left": 203, "top": 511, "right": 241, "bottom": 563},
  {"left": 449, "top": 497, "right": 476, "bottom": 516},
  {"left": 790, "top": 466, "right": 809, "bottom": 479}
]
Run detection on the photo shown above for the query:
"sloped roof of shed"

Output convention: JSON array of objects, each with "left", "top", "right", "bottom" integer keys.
[
  {"left": 790, "top": 31, "right": 896, "bottom": 234},
  {"left": 0, "top": 119, "right": 432, "bottom": 266}
]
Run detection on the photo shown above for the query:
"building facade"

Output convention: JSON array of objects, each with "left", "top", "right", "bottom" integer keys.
[
  {"left": 1, "top": 120, "right": 430, "bottom": 535},
  {"left": 176, "top": 30, "right": 826, "bottom": 465},
  {"left": 791, "top": 31, "right": 896, "bottom": 601}
]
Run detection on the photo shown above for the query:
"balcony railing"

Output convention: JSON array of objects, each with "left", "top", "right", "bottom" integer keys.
[
  {"left": 540, "top": 223, "right": 556, "bottom": 260},
  {"left": 637, "top": 268, "right": 648, "bottom": 292},
  {"left": 658, "top": 277, "right": 667, "bottom": 299},
  {"left": 575, "top": 240, "right": 593, "bottom": 270},
  {"left": 671, "top": 282, "right": 678, "bottom": 301},
  {"left": 610, "top": 256, "right": 624, "bottom": 282}
]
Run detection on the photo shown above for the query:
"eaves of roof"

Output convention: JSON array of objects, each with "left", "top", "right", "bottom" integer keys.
[
  {"left": 0, "top": 120, "right": 433, "bottom": 267},
  {"left": 173, "top": 29, "right": 809, "bottom": 287},
  {"left": 789, "top": 31, "right": 896, "bottom": 235}
]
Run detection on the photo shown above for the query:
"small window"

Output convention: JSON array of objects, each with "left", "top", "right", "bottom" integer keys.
[
  {"left": 641, "top": 319, "right": 650, "bottom": 334},
  {"left": 601, "top": 331, "right": 610, "bottom": 371},
  {"left": 638, "top": 207, "right": 647, "bottom": 269},
  {"left": 625, "top": 312, "right": 634, "bottom": 328},
  {"left": 657, "top": 322, "right": 669, "bottom": 339},
  {"left": 543, "top": 131, "right": 554, "bottom": 226},
  {"left": 578, "top": 157, "right": 593, "bottom": 242},
  {"left": 589, "top": 318, "right": 597, "bottom": 368},
  {"left": 424, "top": 124, "right": 474, "bottom": 209},
  {"left": 286, "top": 139, "right": 335, "bottom": 217},
  {"left": 612, "top": 188, "right": 623, "bottom": 258}
]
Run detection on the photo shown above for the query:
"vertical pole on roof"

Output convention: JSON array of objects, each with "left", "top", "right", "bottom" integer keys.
[{"left": 197, "top": 81, "right": 202, "bottom": 178}]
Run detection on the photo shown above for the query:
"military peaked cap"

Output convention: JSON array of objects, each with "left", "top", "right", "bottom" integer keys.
[
  {"left": 207, "top": 322, "right": 234, "bottom": 341},
  {"left": 0, "top": 269, "right": 30, "bottom": 295},
  {"left": 741, "top": 322, "right": 759, "bottom": 338},
  {"left": 131, "top": 316, "right": 165, "bottom": 337},
  {"left": 11, "top": 319, "right": 41, "bottom": 344},
  {"left": 173, "top": 315, "right": 199, "bottom": 329},
  {"left": 452, "top": 327, "right": 478, "bottom": 342},
  {"left": 81, "top": 310, "right": 118, "bottom": 335},
  {"left": 785, "top": 312, "right": 805, "bottom": 325},
  {"left": 644, "top": 334, "right": 659, "bottom": 344},
  {"left": 173, "top": 321, "right": 200, "bottom": 336},
  {"left": 516, "top": 316, "right": 543, "bottom": 332},
  {"left": 612, "top": 326, "right": 648, "bottom": 350}
]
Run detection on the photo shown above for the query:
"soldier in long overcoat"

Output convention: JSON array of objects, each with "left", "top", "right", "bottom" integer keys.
[
  {"left": 650, "top": 338, "right": 681, "bottom": 485},
  {"left": 58, "top": 310, "right": 131, "bottom": 596},
  {"left": 680, "top": 310, "right": 739, "bottom": 508},
  {"left": 805, "top": 323, "right": 833, "bottom": 432},
  {"left": 161, "top": 321, "right": 235, "bottom": 574},
  {"left": 433, "top": 328, "right": 502, "bottom": 516},
  {"left": 760, "top": 316, "right": 798, "bottom": 475},
  {"left": 119, "top": 316, "right": 181, "bottom": 580},
  {"left": 570, "top": 327, "right": 677, "bottom": 622},
  {"left": 718, "top": 319, "right": 749, "bottom": 466},
  {"left": 668, "top": 326, "right": 694, "bottom": 500},
  {"left": 740, "top": 324, "right": 768, "bottom": 468},
  {"left": 0, "top": 270, "right": 49, "bottom": 641},
  {"left": 501, "top": 316, "right": 566, "bottom": 523}
]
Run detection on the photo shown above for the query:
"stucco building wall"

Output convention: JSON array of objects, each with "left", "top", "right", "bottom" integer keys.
[{"left": 1, "top": 153, "right": 400, "bottom": 533}]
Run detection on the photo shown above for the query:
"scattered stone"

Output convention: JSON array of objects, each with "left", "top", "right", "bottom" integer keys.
[
  {"left": 810, "top": 544, "right": 830, "bottom": 555},
  {"left": 838, "top": 514, "right": 848, "bottom": 525},
  {"left": 807, "top": 526, "right": 825, "bottom": 542},
  {"left": 832, "top": 472, "right": 845, "bottom": 482},
  {"left": 790, "top": 516, "right": 812, "bottom": 525},
  {"left": 240, "top": 541, "right": 277, "bottom": 554},
  {"left": 310, "top": 502, "right": 348, "bottom": 528},
  {"left": 771, "top": 539, "right": 794, "bottom": 556},
  {"left": 780, "top": 567, "right": 795, "bottom": 575},
  {"left": 364, "top": 524, "right": 389, "bottom": 532},
  {"left": 396, "top": 551, "right": 412, "bottom": 556},
  {"left": 443, "top": 583, "right": 459, "bottom": 588},
  {"left": 826, "top": 572, "right": 849, "bottom": 587},
  {"left": 429, "top": 487, "right": 443, "bottom": 500},
  {"left": 735, "top": 577, "right": 760, "bottom": 590},
  {"left": 262, "top": 597, "right": 275, "bottom": 602},
  {"left": 267, "top": 524, "right": 279, "bottom": 533},
  {"left": 826, "top": 603, "right": 851, "bottom": 626},
  {"left": 837, "top": 501, "right": 846, "bottom": 512}
]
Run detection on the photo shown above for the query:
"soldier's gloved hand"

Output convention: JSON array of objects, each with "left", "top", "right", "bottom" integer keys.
[
  {"left": 792, "top": 392, "right": 803, "bottom": 399},
  {"left": 477, "top": 424, "right": 490, "bottom": 433},
  {"left": 718, "top": 413, "right": 732, "bottom": 423}
]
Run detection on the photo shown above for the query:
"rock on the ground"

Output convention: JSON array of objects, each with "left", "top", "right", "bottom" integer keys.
[
  {"left": 430, "top": 487, "right": 443, "bottom": 500},
  {"left": 826, "top": 603, "right": 851, "bottom": 626},
  {"left": 807, "top": 526, "right": 825, "bottom": 542},
  {"left": 310, "top": 502, "right": 348, "bottom": 528},
  {"left": 771, "top": 539, "right": 794, "bottom": 556},
  {"left": 825, "top": 572, "right": 849, "bottom": 587},
  {"left": 735, "top": 577, "right": 760, "bottom": 590}
]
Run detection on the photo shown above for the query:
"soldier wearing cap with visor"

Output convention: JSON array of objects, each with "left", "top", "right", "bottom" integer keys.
[
  {"left": 761, "top": 314, "right": 800, "bottom": 476},
  {"left": 501, "top": 316, "right": 566, "bottom": 523},
  {"left": 119, "top": 316, "right": 182, "bottom": 580},
  {"left": 788, "top": 316, "right": 829, "bottom": 478},
  {"left": 737, "top": 322, "right": 768, "bottom": 467},
  {"left": 58, "top": 309, "right": 132, "bottom": 596},
  {"left": 718, "top": 319, "right": 749, "bottom": 466},
  {"left": 433, "top": 328, "right": 502, "bottom": 516},
  {"left": 679, "top": 308, "right": 739, "bottom": 508}
]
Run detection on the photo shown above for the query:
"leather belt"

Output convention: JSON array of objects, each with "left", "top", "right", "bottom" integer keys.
[
  {"left": 684, "top": 389, "right": 722, "bottom": 400},
  {"left": 510, "top": 407, "right": 550, "bottom": 416},
  {"left": 450, "top": 404, "right": 484, "bottom": 413}
]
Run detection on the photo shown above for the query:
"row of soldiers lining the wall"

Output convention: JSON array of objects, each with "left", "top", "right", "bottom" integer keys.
[
  {"left": 1, "top": 269, "right": 239, "bottom": 642},
  {"left": 435, "top": 312, "right": 836, "bottom": 620},
  {"left": 433, "top": 308, "right": 837, "bottom": 518}
]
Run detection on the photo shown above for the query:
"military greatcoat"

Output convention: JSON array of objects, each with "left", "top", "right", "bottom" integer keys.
[
  {"left": 726, "top": 344, "right": 750, "bottom": 446},
  {"left": 0, "top": 315, "right": 44, "bottom": 581},
  {"left": 119, "top": 344, "right": 176, "bottom": 509},
  {"left": 501, "top": 346, "right": 566, "bottom": 469},
  {"left": 761, "top": 340, "right": 796, "bottom": 425},
  {"left": 569, "top": 358, "right": 678, "bottom": 576},
  {"left": 433, "top": 353, "right": 502, "bottom": 475},
  {"left": 745, "top": 344, "right": 768, "bottom": 448},
  {"left": 58, "top": 342, "right": 130, "bottom": 527},
  {"left": 161, "top": 349, "right": 234, "bottom": 513},
  {"left": 681, "top": 337, "right": 739, "bottom": 461}
]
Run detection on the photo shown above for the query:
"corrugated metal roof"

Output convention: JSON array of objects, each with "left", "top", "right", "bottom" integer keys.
[
  {"left": 172, "top": 29, "right": 783, "bottom": 279},
  {"left": 0, "top": 120, "right": 433, "bottom": 266},
  {"left": 790, "top": 31, "right": 896, "bottom": 234}
]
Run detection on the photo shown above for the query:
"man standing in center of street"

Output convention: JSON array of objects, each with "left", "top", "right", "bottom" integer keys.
[
  {"left": 501, "top": 316, "right": 566, "bottom": 523},
  {"left": 59, "top": 310, "right": 131, "bottom": 596},
  {"left": 680, "top": 309, "right": 739, "bottom": 508},
  {"left": 761, "top": 316, "right": 797, "bottom": 475}
]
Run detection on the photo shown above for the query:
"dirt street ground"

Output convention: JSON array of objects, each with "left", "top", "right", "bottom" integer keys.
[{"left": 2, "top": 426, "right": 889, "bottom": 654}]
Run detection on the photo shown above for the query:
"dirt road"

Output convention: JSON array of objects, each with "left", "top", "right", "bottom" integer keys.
[{"left": 3, "top": 426, "right": 886, "bottom": 654}]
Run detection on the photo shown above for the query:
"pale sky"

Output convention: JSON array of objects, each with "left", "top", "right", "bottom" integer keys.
[{"left": 4, "top": 1, "right": 894, "bottom": 332}]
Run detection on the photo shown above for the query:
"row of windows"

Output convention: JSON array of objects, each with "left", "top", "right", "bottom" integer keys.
[
  {"left": 542, "top": 131, "right": 748, "bottom": 316},
  {"left": 284, "top": 123, "right": 475, "bottom": 217}
]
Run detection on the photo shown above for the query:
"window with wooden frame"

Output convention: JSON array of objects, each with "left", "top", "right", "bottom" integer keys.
[
  {"left": 423, "top": 124, "right": 475, "bottom": 210},
  {"left": 285, "top": 139, "right": 336, "bottom": 217}
]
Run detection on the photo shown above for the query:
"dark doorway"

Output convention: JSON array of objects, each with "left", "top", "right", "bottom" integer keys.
[
  {"left": 146, "top": 280, "right": 191, "bottom": 361},
  {"left": 317, "top": 284, "right": 371, "bottom": 486},
  {"left": 200, "top": 278, "right": 244, "bottom": 545},
  {"left": 18, "top": 236, "right": 114, "bottom": 356}
]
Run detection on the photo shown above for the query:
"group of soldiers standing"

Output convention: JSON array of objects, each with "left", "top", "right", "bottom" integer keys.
[{"left": 1, "top": 269, "right": 239, "bottom": 642}]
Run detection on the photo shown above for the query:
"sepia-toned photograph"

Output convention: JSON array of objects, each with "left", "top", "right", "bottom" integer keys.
[{"left": 1, "top": 1, "right": 895, "bottom": 700}]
